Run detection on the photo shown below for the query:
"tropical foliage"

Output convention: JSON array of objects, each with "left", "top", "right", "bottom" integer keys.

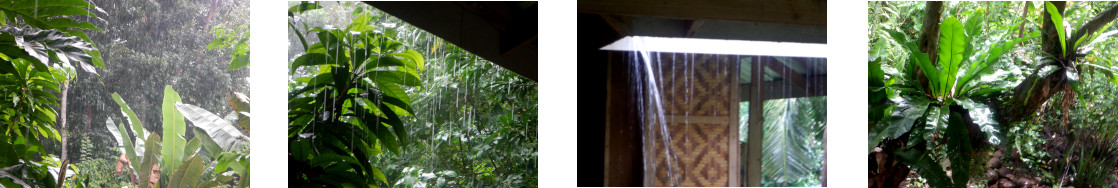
[
  {"left": 0, "top": 0, "right": 103, "bottom": 187},
  {"left": 757, "top": 97, "right": 826, "bottom": 187},
  {"left": 288, "top": 2, "right": 538, "bottom": 187},
  {"left": 104, "top": 86, "right": 249, "bottom": 187},
  {"left": 2, "top": 0, "right": 249, "bottom": 187},
  {"left": 870, "top": 1, "right": 1118, "bottom": 187}
]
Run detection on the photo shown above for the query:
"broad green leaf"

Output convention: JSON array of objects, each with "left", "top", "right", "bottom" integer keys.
[
  {"left": 115, "top": 122, "right": 140, "bottom": 176},
  {"left": 913, "top": 52, "right": 940, "bottom": 97},
  {"left": 111, "top": 92, "right": 148, "bottom": 156},
  {"left": 104, "top": 118, "right": 123, "bottom": 147},
  {"left": 956, "top": 98, "right": 1001, "bottom": 145},
  {"left": 161, "top": 85, "right": 186, "bottom": 174},
  {"left": 895, "top": 149, "right": 953, "bottom": 187},
  {"left": 168, "top": 155, "right": 206, "bottom": 188},
  {"left": 291, "top": 22, "right": 310, "bottom": 53},
  {"left": 177, "top": 102, "right": 248, "bottom": 150},
  {"left": 138, "top": 134, "right": 161, "bottom": 188},
  {"left": 946, "top": 110, "right": 973, "bottom": 188},
  {"left": 939, "top": 16, "right": 965, "bottom": 98},
  {"left": 228, "top": 53, "right": 249, "bottom": 70},
  {"left": 348, "top": 13, "right": 373, "bottom": 32},
  {"left": 367, "top": 70, "right": 422, "bottom": 87},
  {"left": 1046, "top": 2, "right": 1067, "bottom": 56},
  {"left": 371, "top": 166, "right": 388, "bottom": 184},
  {"left": 879, "top": 96, "right": 932, "bottom": 139},
  {"left": 290, "top": 53, "right": 331, "bottom": 74},
  {"left": 921, "top": 105, "right": 947, "bottom": 151},
  {"left": 192, "top": 127, "right": 223, "bottom": 159},
  {"left": 184, "top": 137, "right": 201, "bottom": 158}
]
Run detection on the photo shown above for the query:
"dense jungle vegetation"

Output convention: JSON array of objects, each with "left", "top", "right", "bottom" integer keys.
[
  {"left": 870, "top": 1, "right": 1118, "bottom": 187},
  {"left": 287, "top": 2, "right": 538, "bottom": 187},
  {"left": 0, "top": 0, "right": 250, "bottom": 187}
]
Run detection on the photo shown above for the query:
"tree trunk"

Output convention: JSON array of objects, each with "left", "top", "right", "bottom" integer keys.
[
  {"left": 917, "top": 1, "right": 944, "bottom": 62},
  {"left": 869, "top": 2, "right": 943, "bottom": 188},
  {"left": 914, "top": 2, "right": 944, "bottom": 96},
  {"left": 56, "top": 83, "right": 69, "bottom": 187}
]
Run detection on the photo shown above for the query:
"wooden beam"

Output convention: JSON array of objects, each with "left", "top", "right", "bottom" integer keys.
[
  {"left": 578, "top": 0, "right": 826, "bottom": 26},
  {"left": 685, "top": 20, "right": 704, "bottom": 37},
  {"left": 600, "top": 15, "right": 632, "bottom": 36},
  {"left": 765, "top": 57, "right": 808, "bottom": 91},
  {"left": 746, "top": 56, "right": 764, "bottom": 187},
  {"left": 663, "top": 115, "right": 732, "bottom": 124},
  {"left": 738, "top": 75, "right": 827, "bottom": 101}
]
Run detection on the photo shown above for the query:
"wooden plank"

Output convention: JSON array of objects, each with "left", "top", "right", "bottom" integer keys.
[{"left": 578, "top": 0, "right": 826, "bottom": 26}]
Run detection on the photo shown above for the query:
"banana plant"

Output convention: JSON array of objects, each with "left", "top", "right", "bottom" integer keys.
[
  {"left": 870, "top": 12, "right": 1036, "bottom": 187},
  {"left": 288, "top": 2, "right": 423, "bottom": 186},
  {"left": 105, "top": 85, "right": 249, "bottom": 187}
]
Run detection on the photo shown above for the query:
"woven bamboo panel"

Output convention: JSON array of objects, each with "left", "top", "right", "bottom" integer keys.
[{"left": 644, "top": 53, "right": 736, "bottom": 186}]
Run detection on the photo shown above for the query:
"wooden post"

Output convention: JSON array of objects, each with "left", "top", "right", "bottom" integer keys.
[
  {"left": 728, "top": 56, "right": 740, "bottom": 186},
  {"left": 746, "top": 56, "right": 764, "bottom": 186}
]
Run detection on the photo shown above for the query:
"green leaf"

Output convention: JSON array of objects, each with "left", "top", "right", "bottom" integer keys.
[
  {"left": 168, "top": 155, "right": 206, "bottom": 188},
  {"left": 879, "top": 96, "right": 932, "bottom": 139},
  {"left": 290, "top": 22, "right": 310, "bottom": 53},
  {"left": 895, "top": 149, "right": 953, "bottom": 187},
  {"left": 288, "top": 2, "right": 323, "bottom": 16},
  {"left": 137, "top": 134, "right": 161, "bottom": 188},
  {"left": 1046, "top": 2, "right": 1067, "bottom": 56},
  {"left": 161, "top": 85, "right": 186, "bottom": 174},
  {"left": 184, "top": 137, "right": 201, "bottom": 157},
  {"left": 939, "top": 16, "right": 966, "bottom": 98},
  {"left": 192, "top": 127, "right": 223, "bottom": 159},
  {"left": 104, "top": 118, "right": 123, "bottom": 147},
  {"left": 111, "top": 93, "right": 144, "bottom": 135},
  {"left": 367, "top": 70, "right": 422, "bottom": 87},
  {"left": 946, "top": 110, "right": 972, "bottom": 188},
  {"left": 290, "top": 53, "right": 330, "bottom": 74},
  {"left": 347, "top": 13, "right": 373, "bottom": 32},
  {"left": 176, "top": 102, "right": 248, "bottom": 150},
  {"left": 371, "top": 166, "right": 388, "bottom": 184},
  {"left": 115, "top": 122, "right": 139, "bottom": 175},
  {"left": 228, "top": 53, "right": 249, "bottom": 70},
  {"left": 912, "top": 52, "right": 940, "bottom": 97}
]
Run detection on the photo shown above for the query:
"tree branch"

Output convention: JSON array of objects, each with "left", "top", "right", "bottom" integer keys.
[{"left": 1069, "top": 3, "right": 1118, "bottom": 55}]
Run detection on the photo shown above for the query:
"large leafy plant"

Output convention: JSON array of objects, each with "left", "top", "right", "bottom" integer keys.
[
  {"left": 288, "top": 2, "right": 424, "bottom": 187},
  {"left": 104, "top": 85, "right": 249, "bottom": 188},
  {"left": 869, "top": 13, "right": 1035, "bottom": 187},
  {"left": 0, "top": 0, "right": 104, "bottom": 187}
]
